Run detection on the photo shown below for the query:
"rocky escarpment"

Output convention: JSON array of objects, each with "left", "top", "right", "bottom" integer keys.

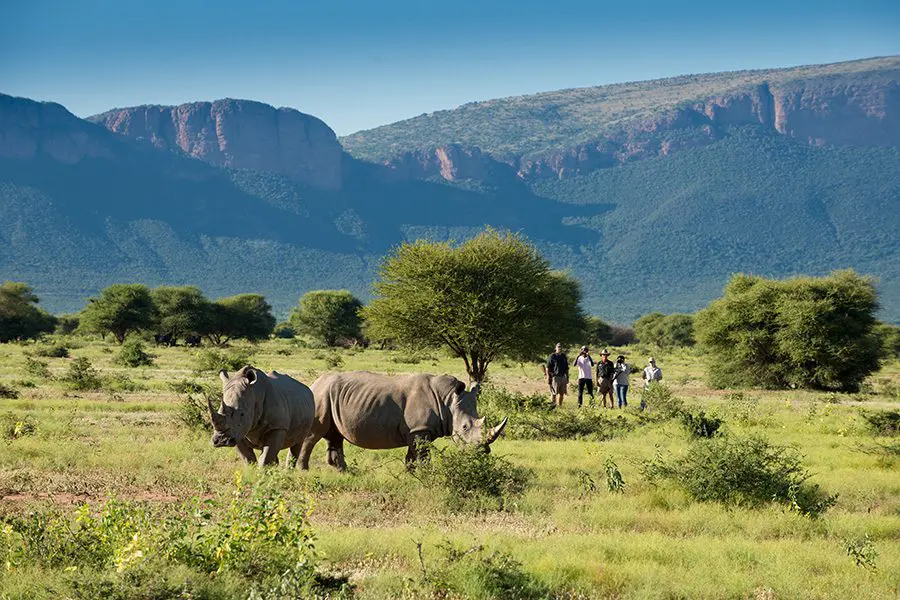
[
  {"left": 0, "top": 94, "right": 117, "bottom": 164},
  {"left": 345, "top": 57, "right": 900, "bottom": 183},
  {"left": 380, "top": 144, "right": 518, "bottom": 182},
  {"left": 91, "top": 99, "right": 343, "bottom": 191}
]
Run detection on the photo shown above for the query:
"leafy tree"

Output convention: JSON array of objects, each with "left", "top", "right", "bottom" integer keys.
[
  {"left": 583, "top": 316, "right": 614, "bottom": 347},
  {"left": 204, "top": 294, "right": 275, "bottom": 345},
  {"left": 874, "top": 322, "right": 900, "bottom": 359},
  {"left": 151, "top": 286, "right": 211, "bottom": 340},
  {"left": 634, "top": 312, "right": 695, "bottom": 348},
  {"left": 79, "top": 284, "right": 156, "bottom": 343},
  {"left": 55, "top": 314, "right": 80, "bottom": 336},
  {"left": 363, "top": 229, "right": 584, "bottom": 382},
  {"left": 0, "top": 282, "right": 57, "bottom": 342},
  {"left": 290, "top": 290, "right": 363, "bottom": 346},
  {"left": 694, "top": 270, "right": 882, "bottom": 392}
]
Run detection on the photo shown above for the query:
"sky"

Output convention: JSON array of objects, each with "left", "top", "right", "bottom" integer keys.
[{"left": 2, "top": 0, "right": 900, "bottom": 136}]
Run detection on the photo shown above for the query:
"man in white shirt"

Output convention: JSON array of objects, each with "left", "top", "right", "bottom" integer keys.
[
  {"left": 642, "top": 357, "right": 663, "bottom": 389},
  {"left": 573, "top": 345, "right": 595, "bottom": 407}
]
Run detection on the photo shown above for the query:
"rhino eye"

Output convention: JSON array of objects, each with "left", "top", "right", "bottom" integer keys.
[{"left": 462, "top": 423, "right": 470, "bottom": 430}]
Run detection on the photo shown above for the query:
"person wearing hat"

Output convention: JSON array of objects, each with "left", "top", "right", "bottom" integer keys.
[
  {"left": 641, "top": 357, "right": 663, "bottom": 410},
  {"left": 595, "top": 348, "right": 616, "bottom": 408},
  {"left": 613, "top": 354, "right": 630, "bottom": 408},
  {"left": 545, "top": 342, "right": 569, "bottom": 406},
  {"left": 573, "top": 345, "right": 596, "bottom": 407}
]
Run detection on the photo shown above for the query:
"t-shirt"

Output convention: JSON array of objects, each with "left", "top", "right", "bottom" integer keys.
[{"left": 575, "top": 354, "right": 594, "bottom": 379}]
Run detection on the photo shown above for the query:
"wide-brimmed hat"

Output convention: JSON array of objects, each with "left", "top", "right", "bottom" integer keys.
[
  {"left": 581, "top": 345, "right": 589, "bottom": 351},
  {"left": 648, "top": 357, "right": 656, "bottom": 364},
  {"left": 600, "top": 349, "right": 610, "bottom": 355}
]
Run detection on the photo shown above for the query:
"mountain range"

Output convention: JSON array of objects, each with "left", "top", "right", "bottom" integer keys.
[{"left": 1, "top": 56, "right": 898, "bottom": 323}]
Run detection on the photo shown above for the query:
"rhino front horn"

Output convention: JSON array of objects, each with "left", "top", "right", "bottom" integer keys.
[
  {"left": 485, "top": 416, "right": 508, "bottom": 445},
  {"left": 207, "top": 397, "right": 225, "bottom": 429}
]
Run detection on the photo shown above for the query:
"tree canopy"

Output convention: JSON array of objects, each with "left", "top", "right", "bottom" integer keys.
[
  {"left": 694, "top": 270, "right": 882, "bottom": 392},
  {"left": 79, "top": 284, "right": 155, "bottom": 343},
  {"left": 205, "top": 294, "right": 275, "bottom": 345},
  {"left": 0, "top": 281, "right": 57, "bottom": 342},
  {"left": 151, "top": 286, "right": 212, "bottom": 340},
  {"left": 363, "top": 229, "right": 584, "bottom": 382},
  {"left": 634, "top": 312, "right": 695, "bottom": 348},
  {"left": 290, "top": 290, "right": 363, "bottom": 346}
]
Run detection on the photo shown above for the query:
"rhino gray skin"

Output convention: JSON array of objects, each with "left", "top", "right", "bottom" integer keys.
[
  {"left": 299, "top": 371, "right": 508, "bottom": 470},
  {"left": 208, "top": 366, "right": 315, "bottom": 467}
]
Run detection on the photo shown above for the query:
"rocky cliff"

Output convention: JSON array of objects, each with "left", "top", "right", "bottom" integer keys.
[
  {"left": 0, "top": 94, "right": 118, "bottom": 164},
  {"left": 91, "top": 99, "right": 344, "bottom": 191},
  {"left": 344, "top": 57, "right": 900, "bottom": 182}
]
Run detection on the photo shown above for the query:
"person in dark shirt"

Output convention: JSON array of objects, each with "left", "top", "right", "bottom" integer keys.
[
  {"left": 545, "top": 342, "right": 569, "bottom": 406},
  {"left": 595, "top": 348, "right": 616, "bottom": 408}
]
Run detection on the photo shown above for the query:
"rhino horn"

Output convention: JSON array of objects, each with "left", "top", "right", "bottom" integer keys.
[
  {"left": 485, "top": 416, "right": 508, "bottom": 445},
  {"left": 207, "top": 397, "right": 225, "bottom": 430}
]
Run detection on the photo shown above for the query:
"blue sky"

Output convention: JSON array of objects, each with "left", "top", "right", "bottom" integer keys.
[{"left": 2, "top": 0, "right": 899, "bottom": 135}]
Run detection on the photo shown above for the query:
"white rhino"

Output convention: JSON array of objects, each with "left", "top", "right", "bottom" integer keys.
[
  {"left": 208, "top": 366, "right": 315, "bottom": 467},
  {"left": 299, "top": 371, "right": 508, "bottom": 470}
]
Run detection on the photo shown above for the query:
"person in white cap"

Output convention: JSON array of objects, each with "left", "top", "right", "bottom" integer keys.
[
  {"left": 573, "top": 345, "right": 595, "bottom": 407},
  {"left": 642, "top": 357, "right": 663, "bottom": 389}
]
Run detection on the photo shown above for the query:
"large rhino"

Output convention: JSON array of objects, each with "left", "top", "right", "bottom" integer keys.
[
  {"left": 299, "top": 371, "right": 508, "bottom": 470},
  {"left": 208, "top": 366, "right": 315, "bottom": 467}
]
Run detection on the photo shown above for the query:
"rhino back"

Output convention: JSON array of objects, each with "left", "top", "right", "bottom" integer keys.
[{"left": 315, "top": 372, "right": 453, "bottom": 450}]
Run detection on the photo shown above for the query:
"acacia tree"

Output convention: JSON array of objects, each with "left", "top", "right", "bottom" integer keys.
[
  {"left": 79, "top": 284, "right": 155, "bottom": 343},
  {"left": 151, "top": 285, "right": 211, "bottom": 340},
  {"left": 203, "top": 293, "right": 275, "bottom": 345},
  {"left": 363, "top": 229, "right": 584, "bottom": 382},
  {"left": 695, "top": 270, "right": 882, "bottom": 392},
  {"left": 634, "top": 312, "right": 695, "bottom": 348},
  {"left": 0, "top": 281, "right": 57, "bottom": 342},
  {"left": 290, "top": 290, "right": 363, "bottom": 346}
]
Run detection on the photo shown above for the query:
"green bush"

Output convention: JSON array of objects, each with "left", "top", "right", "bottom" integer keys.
[
  {"left": 424, "top": 444, "right": 532, "bottom": 511},
  {"left": 639, "top": 383, "right": 684, "bottom": 418},
  {"left": 0, "top": 384, "right": 19, "bottom": 399},
  {"left": 681, "top": 410, "right": 723, "bottom": 438},
  {"left": 193, "top": 348, "right": 254, "bottom": 374},
  {"left": 641, "top": 434, "right": 836, "bottom": 517},
  {"left": 695, "top": 270, "right": 882, "bottom": 392},
  {"left": 273, "top": 322, "right": 296, "bottom": 339},
  {"left": 115, "top": 339, "right": 154, "bottom": 368},
  {"left": 506, "top": 408, "right": 634, "bottom": 441},
  {"left": 61, "top": 357, "right": 102, "bottom": 391},
  {"left": 175, "top": 383, "right": 217, "bottom": 432},
  {"left": 860, "top": 409, "right": 900, "bottom": 436},
  {"left": 23, "top": 357, "right": 52, "bottom": 380},
  {"left": 33, "top": 343, "right": 69, "bottom": 358},
  {"left": 634, "top": 312, "right": 695, "bottom": 348},
  {"left": 478, "top": 386, "right": 548, "bottom": 413},
  {"left": 413, "top": 540, "right": 551, "bottom": 600},
  {"left": 1, "top": 412, "right": 36, "bottom": 440}
]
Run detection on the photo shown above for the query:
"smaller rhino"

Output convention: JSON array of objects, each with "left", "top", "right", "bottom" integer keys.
[{"left": 208, "top": 366, "right": 315, "bottom": 467}]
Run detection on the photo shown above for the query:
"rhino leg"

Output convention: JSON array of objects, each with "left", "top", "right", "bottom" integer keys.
[
  {"left": 405, "top": 432, "right": 433, "bottom": 471},
  {"left": 259, "top": 430, "right": 286, "bottom": 467},
  {"left": 288, "top": 443, "right": 301, "bottom": 469},
  {"left": 235, "top": 440, "right": 257, "bottom": 465},
  {"left": 324, "top": 427, "right": 347, "bottom": 471}
]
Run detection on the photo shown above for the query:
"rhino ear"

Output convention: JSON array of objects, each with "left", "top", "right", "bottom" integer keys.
[
  {"left": 219, "top": 370, "right": 229, "bottom": 384},
  {"left": 245, "top": 368, "right": 257, "bottom": 385}
]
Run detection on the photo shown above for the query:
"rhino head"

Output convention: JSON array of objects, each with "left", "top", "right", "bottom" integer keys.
[
  {"left": 209, "top": 366, "right": 263, "bottom": 448},
  {"left": 450, "top": 382, "right": 508, "bottom": 451}
]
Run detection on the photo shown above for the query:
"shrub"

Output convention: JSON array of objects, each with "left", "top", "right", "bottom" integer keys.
[
  {"left": 634, "top": 312, "right": 695, "bottom": 348},
  {"left": 102, "top": 372, "right": 145, "bottom": 393},
  {"left": 506, "top": 408, "right": 633, "bottom": 441},
  {"left": 641, "top": 434, "right": 836, "bottom": 517},
  {"left": 423, "top": 444, "right": 532, "bottom": 511},
  {"left": 193, "top": 348, "right": 254, "bottom": 374},
  {"left": 273, "top": 322, "right": 296, "bottom": 339},
  {"left": 0, "top": 384, "right": 20, "bottom": 399},
  {"left": 61, "top": 357, "right": 102, "bottom": 391},
  {"left": 115, "top": 339, "right": 154, "bottom": 368},
  {"left": 1, "top": 412, "right": 36, "bottom": 440},
  {"left": 695, "top": 270, "right": 882, "bottom": 392},
  {"left": 604, "top": 457, "right": 626, "bottom": 493},
  {"left": 639, "top": 383, "right": 684, "bottom": 417},
  {"left": 168, "top": 379, "right": 204, "bottom": 395},
  {"left": 478, "top": 386, "right": 548, "bottom": 413},
  {"left": 23, "top": 357, "right": 52, "bottom": 380},
  {"left": 33, "top": 343, "right": 69, "bottom": 358},
  {"left": 413, "top": 540, "right": 551, "bottom": 600},
  {"left": 860, "top": 409, "right": 900, "bottom": 436},
  {"left": 681, "top": 410, "right": 723, "bottom": 438},
  {"left": 175, "top": 383, "right": 217, "bottom": 432}
]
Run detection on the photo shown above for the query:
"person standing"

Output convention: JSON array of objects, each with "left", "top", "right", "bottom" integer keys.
[
  {"left": 640, "top": 357, "right": 663, "bottom": 410},
  {"left": 595, "top": 348, "right": 616, "bottom": 408},
  {"left": 613, "top": 355, "right": 630, "bottom": 408},
  {"left": 573, "top": 345, "right": 595, "bottom": 407},
  {"left": 546, "top": 342, "right": 569, "bottom": 407}
]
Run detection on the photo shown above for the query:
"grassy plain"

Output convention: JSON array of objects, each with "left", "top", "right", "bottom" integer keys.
[{"left": 0, "top": 337, "right": 898, "bottom": 598}]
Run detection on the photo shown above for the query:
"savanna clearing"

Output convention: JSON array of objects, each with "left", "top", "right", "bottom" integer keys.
[{"left": 0, "top": 337, "right": 898, "bottom": 599}]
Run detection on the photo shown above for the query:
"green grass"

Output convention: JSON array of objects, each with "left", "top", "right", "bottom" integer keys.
[{"left": 1, "top": 336, "right": 898, "bottom": 598}]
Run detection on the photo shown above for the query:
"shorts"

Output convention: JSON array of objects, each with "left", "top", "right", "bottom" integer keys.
[
  {"left": 550, "top": 375, "right": 568, "bottom": 396},
  {"left": 597, "top": 378, "right": 612, "bottom": 393}
]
